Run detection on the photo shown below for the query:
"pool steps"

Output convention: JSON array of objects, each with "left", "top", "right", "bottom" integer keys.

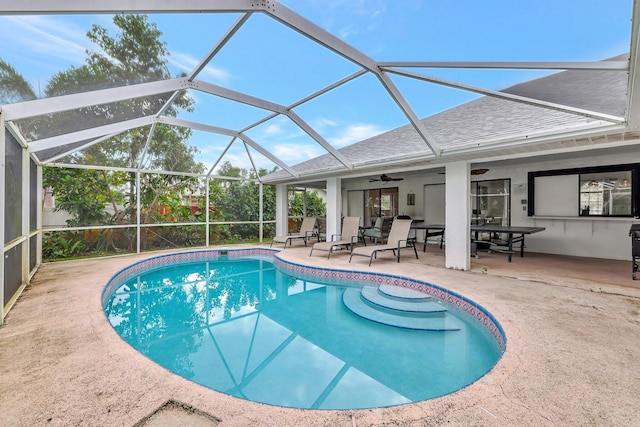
[
  {"left": 362, "top": 285, "right": 446, "bottom": 313},
  {"left": 342, "top": 285, "right": 462, "bottom": 331}
]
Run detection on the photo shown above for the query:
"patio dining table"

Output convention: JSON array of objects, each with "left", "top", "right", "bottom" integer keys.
[{"left": 411, "top": 224, "right": 546, "bottom": 262}]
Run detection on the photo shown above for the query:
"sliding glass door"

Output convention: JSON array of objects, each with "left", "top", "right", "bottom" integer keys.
[{"left": 365, "top": 187, "right": 398, "bottom": 227}]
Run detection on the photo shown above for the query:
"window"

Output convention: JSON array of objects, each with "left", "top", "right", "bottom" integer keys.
[
  {"left": 528, "top": 164, "right": 640, "bottom": 217},
  {"left": 579, "top": 171, "right": 632, "bottom": 216}
]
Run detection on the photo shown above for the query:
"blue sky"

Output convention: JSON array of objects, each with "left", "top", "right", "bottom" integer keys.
[{"left": 0, "top": 0, "right": 634, "bottom": 173}]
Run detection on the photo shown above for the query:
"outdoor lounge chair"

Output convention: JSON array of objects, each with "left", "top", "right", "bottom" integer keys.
[
  {"left": 270, "top": 216, "right": 318, "bottom": 248},
  {"left": 349, "top": 218, "right": 418, "bottom": 266},
  {"left": 362, "top": 217, "right": 392, "bottom": 244},
  {"left": 309, "top": 216, "right": 361, "bottom": 258}
]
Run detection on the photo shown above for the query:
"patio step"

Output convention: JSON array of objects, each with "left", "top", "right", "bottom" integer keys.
[
  {"left": 342, "top": 286, "right": 461, "bottom": 331},
  {"left": 360, "top": 286, "right": 445, "bottom": 313},
  {"left": 377, "top": 283, "right": 433, "bottom": 300}
]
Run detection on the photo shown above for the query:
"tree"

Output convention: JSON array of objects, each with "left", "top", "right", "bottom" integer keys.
[
  {"left": 42, "top": 167, "right": 127, "bottom": 227},
  {"left": 289, "top": 189, "right": 326, "bottom": 217},
  {"left": 47, "top": 15, "right": 201, "bottom": 227},
  {"left": 0, "top": 58, "right": 37, "bottom": 104},
  {"left": 27, "top": 15, "right": 202, "bottom": 232},
  {"left": 208, "top": 162, "right": 277, "bottom": 242}
]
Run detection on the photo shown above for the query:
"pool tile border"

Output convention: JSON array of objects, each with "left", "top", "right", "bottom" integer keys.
[
  {"left": 101, "top": 248, "right": 505, "bottom": 353},
  {"left": 101, "top": 248, "right": 279, "bottom": 306},
  {"left": 272, "top": 255, "right": 506, "bottom": 353}
]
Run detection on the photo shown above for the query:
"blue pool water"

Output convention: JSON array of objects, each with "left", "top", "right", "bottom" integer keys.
[{"left": 103, "top": 252, "right": 503, "bottom": 410}]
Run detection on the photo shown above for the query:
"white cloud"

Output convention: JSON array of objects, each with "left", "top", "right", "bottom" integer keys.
[
  {"left": 308, "top": 0, "right": 387, "bottom": 39},
  {"left": 272, "top": 143, "right": 325, "bottom": 163},
  {"left": 264, "top": 123, "right": 283, "bottom": 135},
  {"left": 216, "top": 152, "right": 251, "bottom": 171},
  {"left": 2, "top": 16, "right": 89, "bottom": 65},
  {"left": 313, "top": 117, "right": 338, "bottom": 129},
  {"left": 329, "top": 123, "right": 386, "bottom": 147}
]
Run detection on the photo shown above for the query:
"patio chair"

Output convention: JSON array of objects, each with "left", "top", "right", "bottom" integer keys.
[
  {"left": 309, "top": 216, "right": 362, "bottom": 258},
  {"left": 349, "top": 218, "right": 418, "bottom": 266},
  {"left": 270, "top": 216, "right": 318, "bottom": 248},
  {"left": 362, "top": 217, "right": 392, "bottom": 244}
]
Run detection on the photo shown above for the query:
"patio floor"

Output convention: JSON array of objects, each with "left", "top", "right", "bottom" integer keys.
[{"left": 1, "top": 243, "right": 639, "bottom": 426}]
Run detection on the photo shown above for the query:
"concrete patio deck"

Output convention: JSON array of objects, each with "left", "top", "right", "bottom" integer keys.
[{"left": 1, "top": 243, "right": 639, "bottom": 426}]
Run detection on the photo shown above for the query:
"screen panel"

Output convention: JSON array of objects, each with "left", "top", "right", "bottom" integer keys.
[
  {"left": 30, "top": 158, "right": 37, "bottom": 232},
  {"left": 4, "top": 130, "right": 22, "bottom": 243},
  {"left": 4, "top": 244, "right": 23, "bottom": 306}
]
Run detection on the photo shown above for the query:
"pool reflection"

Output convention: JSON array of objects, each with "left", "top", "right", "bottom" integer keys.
[{"left": 104, "top": 257, "right": 500, "bottom": 409}]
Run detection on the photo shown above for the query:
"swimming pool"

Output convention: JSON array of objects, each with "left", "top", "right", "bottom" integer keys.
[{"left": 102, "top": 248, "right": 505, "bottom": 410}]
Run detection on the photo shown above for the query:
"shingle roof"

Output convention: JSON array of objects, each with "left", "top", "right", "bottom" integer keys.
[{"left": 263, "top": 55, "right": 628, "bottom": 183}]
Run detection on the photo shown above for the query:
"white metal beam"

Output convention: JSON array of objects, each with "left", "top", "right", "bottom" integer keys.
[
  {"left": 376, "top": 70, "right": 443, "bottom": 156},
  {"left": 237, "top": 134, "right": 299, "bottom": 178},
  {"left": 5, "top": 122, "right": 29, "bottom": 148},
  {"left": 207, "top": 138, "right": 236, "bottom": 177},
  {"left": 160, "top": 116, "right": 299, "bottom": 177},
  {"left": 0, "top": 0, "right": 262, "bottom": 14},
  {"left": 188, "top": 81, "right": 353, "bottom": 169},
  {"left": 0, "top": 112, "right": 5, "bottom": 323},
  {"left": 190, "top": 79, "right": 287, "bottom": 113},
  {"left": 21, "top": 133, "right": 30, "bottom": 288},
  {"left": 137, "top": 123, "right": 157, "bottom": 169},
  {"left": 288, "top": 70, "right": 368, "bottom": 109},
  {"left": 242, "top": 140, "right": 260, "bottom": 179},
  {"left": 386, "top": 67, "right": 625, "bottom": 124},
  {"left": 188, "top": 13, "right": 252, "bottom": 81},
  {"left": 627, "top": 0, "right": 640, "bottom": 129},
  {"left": 286, "top": 111, "right": 353, "bottom": 170},
  {"left": 377, "top": 61, "right": 628, "bottom": 71},
  {"left": 2, "top": 78, "right": 187, "bottom": 120},
  {"left": 265, "top": 2, "right": 446, "bottom": 157},
  {"left": 265, "top": 2, "right": 379, "bottom": 72},
  {"left": 29, "top": 116, "right": 155, "bottom": 151},
  {"left": 41, "top": 132, "right": 122, "bottom": 164},
  {"left": 239, "top": 70, "right": 367, "bottom": 133},
  {"left": 160, "top": 116, "right": 239, "bottom": 137}
]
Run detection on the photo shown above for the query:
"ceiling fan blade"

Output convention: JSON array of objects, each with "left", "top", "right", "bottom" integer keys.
[
  {"left": 471, "top": 168, "right": 489, "bottom": 175},
  {"left": 368, "top": 174, "right": 404, "bottom": 182}
]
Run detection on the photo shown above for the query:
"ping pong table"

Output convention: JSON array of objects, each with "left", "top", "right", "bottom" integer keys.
[{"left": 411, "top": 224, "right": 546, "bottom": 262}]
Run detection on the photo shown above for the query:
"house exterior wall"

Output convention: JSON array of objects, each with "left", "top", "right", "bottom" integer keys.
[
  {"left": 341, "top": 147, "right": 640, "bottom": 261},
  {"left": 492, "top": 150, "right": 639, "bottom": 261}
]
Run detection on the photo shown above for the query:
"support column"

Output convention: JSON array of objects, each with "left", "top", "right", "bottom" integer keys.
[
  {"left": 136, "top": 171, "right": 141, "bottom": 253},
  {"left": 445, "top": 161, "right": 471, "bottom": 270},
  {"left": 258, "top": 182, "right": 264, "bottom": 242},
  {"left": 275, "top": 184, "right": 289, "bottom": 237},
  {"left": 21, "top": 132, "right": 29, "bottom": 288},
  {"left": 36, "top": 164, "right": 43, "bottom": 266},
  {"left": 205, "top": 176, "right": 210, "bottom": 246},
  {"left": 325, "top": 177, "right": 342, "bottom": 240},
  {"left": 0, "top": 114, "right": 5, "bottom": 324}
]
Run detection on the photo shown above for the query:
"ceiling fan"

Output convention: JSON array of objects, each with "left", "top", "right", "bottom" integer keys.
[
  {"left": 471, "top": 168, "right": 489, "bottom": 175},
  {"left": 369, "top": 174, "right": 404, "bottom": 182}
]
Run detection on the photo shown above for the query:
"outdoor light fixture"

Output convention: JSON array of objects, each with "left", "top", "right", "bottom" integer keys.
[{"left": 407, "top": 193, "right": 415, "bottom": 206}]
